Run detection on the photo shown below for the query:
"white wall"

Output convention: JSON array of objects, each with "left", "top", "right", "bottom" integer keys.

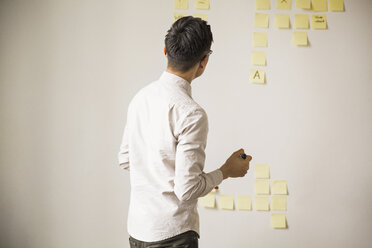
[{"left": 1, "top": 0, "right": 371, "bottom": 248}]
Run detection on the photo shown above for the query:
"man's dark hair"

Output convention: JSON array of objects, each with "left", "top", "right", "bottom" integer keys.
[{"left": 165, "top": 16, "right": 213, "bottom": 72}]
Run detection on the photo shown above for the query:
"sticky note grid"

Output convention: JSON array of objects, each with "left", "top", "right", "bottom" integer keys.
[{"left": 199, "top": 163, "right": 289, "bottom": 229}]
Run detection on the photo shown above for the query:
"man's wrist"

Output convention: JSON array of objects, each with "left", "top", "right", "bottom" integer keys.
[{"left": 219, "top": 164, "right": 229, "bottom": 180}]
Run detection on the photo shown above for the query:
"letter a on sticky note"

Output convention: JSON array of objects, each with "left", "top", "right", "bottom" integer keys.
[
  {"left": 251, "top": 51, "right": 266, "bottom": 66},
  {"left": 256, "top": 0, "right": 270, "bottom": 10},
  {"left": 329, "top": 0, "right": 344, "bottom": 12},
  {"left": 272, "top": 196, "right": 287, "bottom": 211},
  {"left": 254, "top": 13, "right": 269, "bottom": 28},
  {"left": 174, "top": 0, "right": 188, "bottom": 10},
  {"left": 292, "top": 32, "right": 308, "bottom": 46},
  {"left": 272, "top": 180, "right": 288, "bottom": 195},
  {"left": 249, "top": 69, "right": 265, "bottom": 84},
  {"left": 195, "top": 0, "right": 210, "bottom": 10},
  {"left": 277, "top": 0, "right": 292, "bottom": 10},
  {"left": 312, "top": 15, "right": 327, "bottom": 29},
  {"left": 255, "top": 164, "right": 270, "bottom": 179},
  {"left": 253, "top": 32, "right": 268, "bottom": 47},
  {"left": 199, "top": 193, "right": 216, "bottom": 208},
  {"left": 271, "top": 213, "right": 287, "bottom": 228},
  {"left": 275, "top": 14, "right": 290, "bottom": 29},
  {"left": 312, "top": 0, "right": 327, "bottom": 12},
  {"left": 237, "top": 195, "right": 252, "bottom": 210},
  {"left": 294, "top": 14, "right": 309, "bottom": 29},
  {"left": 296, "top": 0, "right": 310, "bottom": 9},
  {"left": 219, "top": 194, "right": 234, "bottom": 210},
  {"left": 254, "top": 196, "right": 269, "bottom": 211},
  {"left": 255, "top": 180, "right": 270, "bottom": 195}
]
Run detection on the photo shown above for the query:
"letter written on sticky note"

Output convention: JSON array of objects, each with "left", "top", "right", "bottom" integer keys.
[
  {"left": 251, "top": 51, "right": 266, "bottom": 66},
  {"left": 249, "top": 69, "right": 266, "bottom": 84},
  {"left": 195, "top": 0, "right": 210, "bottom": 10},
  {"left": 219, "top": 194, "right": 234, "bottom": 210},
  {"left": 277, "top": 0, "right": 291, "bottom": 10},
  {"left": 312, "top": 15, "right": 327, "bottom": 29},
  {"left": 174, "top": 0, "right": 188, "bottom": 10},
  {"left": 254, "top": 196, "right": 269, "bottom": 211},
  {"left": 271, "top": 213, "right": 287, "bottom": 228},
  {"left": 237, "top": 195, "right": 252, "bottom": 211},
  {"left": 272, "top": 180, "right": 288, "bottom": 195},
  {"left": 294, "top": 14, "right": 309, "bottom": 29},
  {"left": 199, "top": 193, "right": 216, "bottom": 208},
  {"left": 254, "top": 13, "right": 269, "bottom": 28}
]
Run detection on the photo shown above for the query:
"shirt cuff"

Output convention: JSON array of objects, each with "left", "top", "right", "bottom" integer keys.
[{"left": 207, "top": 168, "right": 223, "bottom": 187}]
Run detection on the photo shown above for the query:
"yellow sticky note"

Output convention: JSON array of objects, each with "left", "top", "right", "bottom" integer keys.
[
  {"left": 275, "top": 14, "right": 290, "bottom": 29},
  {"left": 219, "top": 194, "right": 234, "bottom": 210},
  {"left": 253, "top": 32, "right": 268, "bottom": 47},
  {"left": 256, "top": 0, "right": 270, "bottom": 10},
  {"left": 195, "top": 0, "right": 210, "bottom": 10},
  {"left": 294, "top": 14, "right": 309, "bottom": 29},
  {"left": 312, "top": 0, "right": 327, "bottom": 12},
  {"left": 255, "top": 164, "right": 270, "bottom": 179},
  {"left": 329, "top": 0, "right": 344, "bottom": 12},
  {"left": 199, "top": 193, "right": 216, "bottom": 208},
  {"left": 237, "top": 195, "right": 252, "bottom": 211},
  {"left": 292, "top": 32, "right": 308, "bottom": 46},
  {"left": 251, "top": 51, "right": 266, "bottom": 66},
  {"left": 174, "top": 13, "right": 187, "bottom": 22},
  {"left": 194, "top": 13, "right": 208, "bottom": 21},
  {"left": 296, "top": 0, "right": 310, "bottom": 9},
  {"left": 254, "top": 196, "right": 269, "bottom": 211},
  {"left": 255, "top": 180, "right": 270, "bottom": 195},
  {"left": 272, "top": 196, "right": 287, "bottom": 211},
  {"left": 249, "top": 69, "right": 266, "bottom": 84},
  {"left": 312, "top": 15, "right": 327, "bottom": 29},
  {"left": 272, "top": 180, "right": 288, "bottom": 195},
  {"left": 174, "top": 0, "right": 188, "bottom": 10},
  {"left": 271, "top": 213, "right": 287, "bottom": 228},
  {"left": 254, "top": 13, "right": 269, "bottom": 28},
  {"left": 277, "top": 0, "right": 292, "bottom": 10}
]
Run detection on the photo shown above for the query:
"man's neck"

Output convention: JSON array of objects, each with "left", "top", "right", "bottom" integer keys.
[{"left": 166, "top": 68, "right": 196, "bottom": 84}]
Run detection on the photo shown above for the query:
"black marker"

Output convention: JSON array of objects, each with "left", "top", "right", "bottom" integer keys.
[{"left": 240, "top": 153, "right": 247, "bottom": 160}]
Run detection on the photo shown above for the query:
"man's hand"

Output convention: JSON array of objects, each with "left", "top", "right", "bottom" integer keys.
[{"left": 219, "top": 148, "right": 252, "bottom": 180}]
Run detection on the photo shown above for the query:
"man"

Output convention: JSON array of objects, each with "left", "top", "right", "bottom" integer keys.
[{"left": 118, "top": 16, "right": 252, "bottom": 248}]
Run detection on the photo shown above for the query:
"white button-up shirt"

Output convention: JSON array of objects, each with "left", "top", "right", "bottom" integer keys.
[{"left": 118, "top": 71, "right": 223, "bottom": 242}]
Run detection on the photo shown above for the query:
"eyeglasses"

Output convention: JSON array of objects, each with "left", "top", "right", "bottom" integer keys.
[{"left": 207, "top": 50, "right": 213, "bottom": 56}]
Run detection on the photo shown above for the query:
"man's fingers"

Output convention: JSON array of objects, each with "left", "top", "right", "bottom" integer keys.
[{"left": 246, "top": 155, "right": 252, "bottom": 162}]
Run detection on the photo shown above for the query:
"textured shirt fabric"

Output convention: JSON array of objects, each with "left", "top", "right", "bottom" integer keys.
[{"left": 118, "top": 71, "right": 223, "bottom": 242}]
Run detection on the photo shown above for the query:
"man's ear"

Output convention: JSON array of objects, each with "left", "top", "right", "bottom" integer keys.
[
  {"left": 200, "top": 55, "right": 209, "bottom": 68},
  {"left": 164, "top": 46, "right": 167, "bottom": 57}
]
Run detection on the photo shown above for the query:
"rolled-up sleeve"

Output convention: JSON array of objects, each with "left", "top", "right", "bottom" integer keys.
[
  {"left": 118, "top": 124, "right": 130, "bottom": 170},
  {"left": 174, "top": 108, "right": 223, "bottom": 202}
]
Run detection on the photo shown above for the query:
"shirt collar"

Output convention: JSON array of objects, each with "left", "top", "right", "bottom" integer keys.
[{"left": 160, "top": 71, "right": 192, "bottom": 97}]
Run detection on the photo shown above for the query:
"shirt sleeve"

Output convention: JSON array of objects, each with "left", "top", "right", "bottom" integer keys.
[
  {"left": 118, "top": 123, "right": 130, "bottom": 170},
  {"left": 174, "top": 108, "right": 223, "bottom": 202}
]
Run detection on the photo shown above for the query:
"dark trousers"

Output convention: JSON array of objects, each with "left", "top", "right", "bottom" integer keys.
[{"left": 129, "top": 230, "right": 199, "bottom": 248}]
